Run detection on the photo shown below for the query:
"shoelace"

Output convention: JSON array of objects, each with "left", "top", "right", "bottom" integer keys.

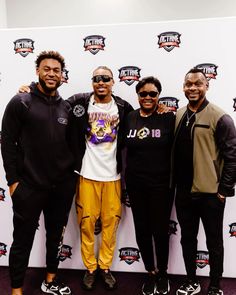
[
  {"left": 49, "top": 279, "right": 66, "bottom": 289},
  {"left": 181, "top": 282, "right": 196, "bottom": 291}
]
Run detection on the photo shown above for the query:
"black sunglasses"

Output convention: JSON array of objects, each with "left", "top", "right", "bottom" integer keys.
[
  {"left": 138, "top": 91, "right": 159, "bottom": 98},
  {"left": 92, "top": 75, "right": 113, "bottom": 83}
]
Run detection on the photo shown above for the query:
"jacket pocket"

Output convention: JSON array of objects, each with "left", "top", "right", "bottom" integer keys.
[{"left": 194, "top": 124, "right": 210, "bottom": 129}]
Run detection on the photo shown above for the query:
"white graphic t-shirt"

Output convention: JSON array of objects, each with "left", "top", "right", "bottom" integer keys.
[{"left": 80, "top": 96, "right": 120, "bottom": 181}]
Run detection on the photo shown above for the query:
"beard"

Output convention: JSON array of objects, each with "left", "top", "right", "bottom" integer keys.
[
  {"left": 96, "top": 94, "right": 107, "bottom": 100},
  {"left": 39, "top": 77, "right": 61, "bottom": 95},
  {"left": 187, "top": 95, "right": 205, "bottom": 108}
]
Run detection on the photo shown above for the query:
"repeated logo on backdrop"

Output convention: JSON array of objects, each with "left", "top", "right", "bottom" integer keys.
[
  {"left": 83, "top": 35, "right": 106, "bottom": 55},
  {"left": 229, "top": 222, "right": 236, "bottom": 237},
  {"left": 119, "top": 247, "right": 140, "bottom": 265},
  {"left": 157, "top": 31, "right": 181, "bottom": 52},
  {"left": 196, "top": 250, "right": 209, "bottom": 269},
  {"left": 0, "top": 188, "right": 6, "bottom": 202},
  {"left": 118, "top": 66, "right": 141, "bottom": 86},
  {"left": 14, "top": 38, "right": 34, "bottom": 57},
  {"left": 194, "top": 63, "right": 218, "bottom": 80},
  {"left": 233, "top": 98, "right": 236, "bottom": 111},
  {"left": 169, "top": 220, "right": 178, "bottom": 235},
  {"left": 0, "top": 242, "right": 7, "bottom": 257},
  {"left": 61, "top": 69, "right": 69, "bottom": 84},
  {"left": 58, "top": 244, "right": 72, "bottom": 262},
  {"left": 159, "top": 97, "right": 179, "bottom": 112}
]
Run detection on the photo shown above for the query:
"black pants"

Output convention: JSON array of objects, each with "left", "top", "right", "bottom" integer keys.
[
  {"left": 127, "top": 186, "right": 173, "bottom": 272},
  {"left": 9, "top": 177, "right": 76, "bottom": 288},
  {"left": 175, "top": 189, "right": 225, "bottom": 283}
]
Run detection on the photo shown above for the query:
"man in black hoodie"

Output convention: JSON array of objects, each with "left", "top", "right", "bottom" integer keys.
[{"left": 1, "top": 51, "right": 76, "bottom": 295}]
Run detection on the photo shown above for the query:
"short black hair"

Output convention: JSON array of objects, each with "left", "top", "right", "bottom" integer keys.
[
  {"left": 35, "top": 50, "right": 65, "bottom": 70},
  {"left": 136, "top": 76, "right": 162, "bottom": 94},
  {"left": 93, "top": 66, "right": 113, "bottom": 77},
  {"left": 185, "top": 68, "right": 208, "bottom": 80}
]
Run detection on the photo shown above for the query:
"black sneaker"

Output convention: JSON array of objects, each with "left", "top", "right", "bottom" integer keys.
[
  {"left": 41, "top": 278, "right": 71, "bottom": 295},
  {"left": 82, "top": 270, "right": 97, "bottom": 290},
  {"left": 176, "top": 279, "right": 201, "bottom": 295},
  {"left": 100, "top": 269, "right": 117, "bottom": 290},
  {"left": 156, "top": 274, "right": 170, "bottom": 294},
  {"left": 142, "top": 273, "right": 156, "bottom": 295},
  {"left": 207, "top": 286, "right": 223, "bottom": 295}
]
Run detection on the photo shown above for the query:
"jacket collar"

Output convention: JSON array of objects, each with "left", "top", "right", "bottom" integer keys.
[{"left": 30, "top": 82, "right": 62, "bottom": 104}]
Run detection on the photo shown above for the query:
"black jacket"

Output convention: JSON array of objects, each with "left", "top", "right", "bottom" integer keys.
[
  {"left": 67, "top": 92, "right": 133, "bottom": 174},
  {"left": 1, "top": 83, "right": 75, "bottom": 188}
]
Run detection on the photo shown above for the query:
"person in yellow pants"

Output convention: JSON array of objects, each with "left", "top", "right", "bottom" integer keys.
[
  {"left": 77, "top": 177, "right": 121, "bottom": 272},
  {"left": 67, "top": 66, "right": 134, "bottom": 290}
]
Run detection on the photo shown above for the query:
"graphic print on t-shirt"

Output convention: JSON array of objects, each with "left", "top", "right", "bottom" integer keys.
[
  {"left": 87, "top": 112, "right": 119, "bottom": 144},
  {"left": 127, "top": 127, "right": 161, "bottom": 139}
]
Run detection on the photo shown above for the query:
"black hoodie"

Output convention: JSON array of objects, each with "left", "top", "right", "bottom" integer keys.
[{"left": 1, "top": 82, "right": 75, "bottom": 188}]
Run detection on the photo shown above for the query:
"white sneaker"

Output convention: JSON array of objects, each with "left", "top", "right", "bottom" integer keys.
[
  {"left": 41, "top": 278, "right": 71, "bottom": 295},
  {"left": 176, "top": 280, "right": 201, "bottom": 295}
]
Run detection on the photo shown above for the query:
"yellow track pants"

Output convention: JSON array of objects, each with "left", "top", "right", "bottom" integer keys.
[{"left": 76, "top": 176, "right": 121, "bottom": 271}]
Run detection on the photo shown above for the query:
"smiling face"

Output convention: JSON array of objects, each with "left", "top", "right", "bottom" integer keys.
[
  {"left": 92, "top": 68, "right": 114, "bottom": 103},
  {"left": 138, "top": 83, "right": 159, "bottom": 114},
  {"left": 183, "top": 72, "right": 209, "bottom": 109},
  {"left": 36, "top": 58, "right": 62, "bottom": 96}
]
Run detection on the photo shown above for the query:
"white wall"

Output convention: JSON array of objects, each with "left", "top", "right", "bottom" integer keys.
[
  {"left": 0, "top": 0, "right": 7, "bottom": 28},
  {"left": 4, "top": 0, "right": 236, "bottom": 28}
]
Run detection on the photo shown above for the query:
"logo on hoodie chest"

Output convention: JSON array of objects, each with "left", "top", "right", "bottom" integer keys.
[{"left": 58, "top": 118, "right": 68, "bottom": 125}]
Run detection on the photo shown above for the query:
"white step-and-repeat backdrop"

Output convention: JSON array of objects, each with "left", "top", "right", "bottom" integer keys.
[{"left": 0, "top": 17, "right": 235, "bottom": 277}]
